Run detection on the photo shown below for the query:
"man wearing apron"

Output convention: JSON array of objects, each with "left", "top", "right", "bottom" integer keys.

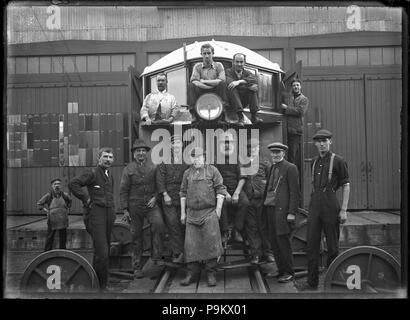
[
  {"left": 156, "top": 135, "right": 188, "bottom": 263},
  {"left": 69, "top": 147, "right": 115, "bottom": 291},
  {"left": 37, "top": 178, "right": 72, "bottom": 251},
  {"left": 179, "top": 147, "right": 226, "bottom": 287},
  {"left": 296, "top": 129, "right": 350, "bottom": 291}
]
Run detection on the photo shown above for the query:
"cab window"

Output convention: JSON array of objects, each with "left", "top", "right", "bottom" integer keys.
[
  {"left": 149, "top": 67, "right": 188, "bottom": 105},
  {"left": 258, "top": 71, "right": 273, "bottom": 108}
]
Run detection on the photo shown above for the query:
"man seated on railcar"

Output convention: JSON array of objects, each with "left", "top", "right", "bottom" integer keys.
[
  {"left": 140, "top": 73, "right": 178, "bottom": 125},
  {"left": 226, "top": 53, "right": 263, "bottom": 126},
  {"left": 187, "top": 43, "right": 229, "bottom": 124}
]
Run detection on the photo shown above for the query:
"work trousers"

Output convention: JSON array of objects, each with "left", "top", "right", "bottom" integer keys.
[
  {"left": 44, "top": 221, "right": 67, "bottom": 251},
  {"left": 287, "top": 133, "right": 302, "bottom": 181},
  {"left": 265, "top": 206, "right": 294, "bottom": 275},
  {"left": 129, "top": 204, "right": 165, "bottom": 270},
  {"left": 88, "top": 205, "right": 116, "bottom": 289},
  {"left": 220, "top": 190, "right": 249, "bottom": 233},
  {"left": 162, "top": 202, "right": 185, "bottom": 256},
  {"left": 187, "top": 81, "right": 229, "bottom": 111},
  {"left": 227, "top": 85, "right": 260, "bottom": 114},
  {"left": 307, "top": 191, "right": 340, "bottom": 287},
  {"left": 187, "top": 258, "right": 218, "bottom": 276},
  {"left": 244, "top": 198, "right": 271, "bottom": 257}
]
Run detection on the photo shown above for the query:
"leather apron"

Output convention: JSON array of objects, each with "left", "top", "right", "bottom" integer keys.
[
  {"left": 48, "top": 196, "right": 69, "bottom": 230},
  {"left": 184, "top": 172, "right": 223, "bottom": 262}
]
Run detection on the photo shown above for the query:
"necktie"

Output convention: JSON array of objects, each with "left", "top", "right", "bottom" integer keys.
[
  {"left": 269, "top": 165, "right": 279, "bottom": 190},
  {"left": 155, "top": 102, "right": 162, "bottom": 121}
]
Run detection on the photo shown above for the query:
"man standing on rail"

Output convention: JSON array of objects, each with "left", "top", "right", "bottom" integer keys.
[
  {"left": 187, "top": 43, "right": 229, "bottom": 124},
  {"left": 179, "top": 147, "right": 226, "bottom": 287},
  {"left": 140, "top": 73, "right": 178, "bottom": 125},
  {"left": 226, "top": 53, "right": 263, "bottom": 126},
  {"left": 296, "top": 129, "right": 350, "bottom": 291},
  {"left": 281, "top": 79, "right": 309, "bottom": 177},
  {"left": 120, "top": 139, "right": 166, "bottom": 279},
  {"left": 156, "top": 135, "right": 188, "bottom": 264},
  {"left": 215, "top": 131, "right": 249, "bottom": 248},
  {"left": 69, "top": 147, "right": 115, "bottom": 291},
  {"left": 241, "top": 138, "right": 274, "bottom": 265},
  {"left": 37, "top": 178, "right": 72, "bottom": 252},
  {"left": 263, "top": 142, "right": 300, "bottom": 283}
]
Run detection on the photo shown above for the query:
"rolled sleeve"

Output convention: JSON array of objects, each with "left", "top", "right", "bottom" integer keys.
[
  {"left": 212, "top": 166, "right": 227, "bottom": 196},
  {"left": 140, "top": 95, "right": 151, "bottom": 120},
  {"left": 216, "top": 62, "right": 226, "bottom": 81},
  {"left": 37, "top": 193, "right": 50, "bottom": 210},
  {"left": 170, "top": 96, "right": 178, "bottom": 119},
  {"left": 336, "top": 158, "right": 350, "bottom": 188},
  {"left": 179, "top": 170, "right": 189, "bottom": 198},
  {"left": 190, "top": 64, "right": 201, "bottom": 82},
  {"left": 242, "top": 70, "right": 258, "bottom": 86}
]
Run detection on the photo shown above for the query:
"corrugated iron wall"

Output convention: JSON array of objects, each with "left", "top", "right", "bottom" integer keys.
[
  {"left": 7, "top": 6, "right": 401, "bottom": 44},
  {"left": 6, "top": 78, "right": 132, "bottom": 214}
]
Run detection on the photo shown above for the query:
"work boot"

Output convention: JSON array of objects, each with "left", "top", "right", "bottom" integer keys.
[
  {"left": 251, "top": 113, "right": 263, "bottom": 124},
  {"left": 190, "top": 110, "right": 199, "bottom": 124},
  {"left": 294, "top": 280, "right": 318, "bottom": 291},
  {"left": 180, "top": 272, "right": 196, "bottom": 286},
  {"left": 207, "top": 272, "right": 217, "bottom": 287},
  {"left": 172, "top": 253, "right": 184, "bottom": 264},
  {"left": 217, "top": 112, "right": 226, "bottom": 125},
  {"left": 237, "top": 112, "right": 245, "bottom": 127},
  {"left": 222, "top": 230, "right": 231, "bottom": 249},
  {"left": 278, "top": 274, "right": 294, "bottom": 283}
]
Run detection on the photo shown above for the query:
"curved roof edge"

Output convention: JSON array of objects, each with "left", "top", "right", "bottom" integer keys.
[{"left": 141, "top": 40, "right": 284, "bottom": 76}]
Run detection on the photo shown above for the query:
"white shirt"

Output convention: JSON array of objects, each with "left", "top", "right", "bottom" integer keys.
[{"left": 140, "top": 90, "right": 178, "bottom": 121}]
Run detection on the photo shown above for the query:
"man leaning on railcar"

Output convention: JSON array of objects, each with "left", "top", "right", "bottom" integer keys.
[{"left": 68, "top": 147, "right": 115, "bottom": 291}]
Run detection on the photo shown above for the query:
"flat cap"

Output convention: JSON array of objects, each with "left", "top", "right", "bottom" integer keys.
[
  {"left": 190, "top": 147, "right": 206, "bottom": 157},
  {"left": 131, "top": 139, "right": 151, "bottom": 152},
  {"left": 50, "top": 178, "right": 62, "bottom": 184},
  {"left": 313, "top": 129, "right": 332, "bottom": 140},
  {"left": 267, "top": 142, "right": 288, "bottom": 151}
]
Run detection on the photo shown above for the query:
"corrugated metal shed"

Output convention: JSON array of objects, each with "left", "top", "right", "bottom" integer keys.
[{"left": 7, "top": 6, "right": 402, "bottom": 44}]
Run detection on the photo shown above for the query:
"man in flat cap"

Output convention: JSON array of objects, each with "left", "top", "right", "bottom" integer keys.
[
  {"left": 69, "top": 147, "right": 115, "bottom": 291},
  {"left": 120, "top": 139, "right": 166, "bottom": 279},
  {"left": 241, "top": 138, "right": 272, "bottom": 264},
  {"left": 296, "top": 129, "right": 350, "bottom": 291},
  {"left": 179, "top": 147, "right": 226, "bottom": 287},
  {"left": 262, "top": 142, "right": 300, "bottom": 283},
  {"left": 37, "top": 178, "right": 72, "bottom": 252},
  {"left": 156, "top": 135, "right": 188, "bottom": 263},
  {"left": 281, "top": 79, "right": 309, "bottom": 177}
]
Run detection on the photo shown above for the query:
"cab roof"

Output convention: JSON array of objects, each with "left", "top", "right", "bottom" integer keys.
[{"left": 141, "top": 39, "right": 284, "bottom": 77}]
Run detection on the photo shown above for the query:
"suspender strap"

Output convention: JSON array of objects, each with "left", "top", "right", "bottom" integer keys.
[
  {"left": 311, "top": 158, "right": 317, "bottom": 184},
  {"left": 328, "top": 153, "right": 336, "bottom": 183}
]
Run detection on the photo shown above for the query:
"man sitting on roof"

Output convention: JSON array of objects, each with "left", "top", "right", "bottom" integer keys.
[
  {"left": 140, "top": 73, "right": 178, "bottom": 125},
  {"left": 226, "top": 53, "right": 263, "bottom": 126},
  {"left": 187, "top": 43, "right": 229, "bottom": 124}
]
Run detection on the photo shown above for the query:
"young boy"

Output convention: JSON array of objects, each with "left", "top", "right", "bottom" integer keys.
[{"left": 37, "top": 178, "right": 72, "bottom": 251}]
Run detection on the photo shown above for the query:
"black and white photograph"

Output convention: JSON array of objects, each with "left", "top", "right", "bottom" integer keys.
[{"left": 3, "top": 1, "right": 408, "bottom": 304}]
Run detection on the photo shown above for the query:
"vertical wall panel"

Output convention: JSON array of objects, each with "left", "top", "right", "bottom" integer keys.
[{"left": 303, "top": 76, "right": 367, "bottom": 210}]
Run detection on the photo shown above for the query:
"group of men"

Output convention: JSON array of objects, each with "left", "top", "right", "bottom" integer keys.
[
  {"left": 37, "top": 42, "right": 350, "bottom": 292},
  {"left": 140, "top": 43, "right": 263, "bottom": 127}
]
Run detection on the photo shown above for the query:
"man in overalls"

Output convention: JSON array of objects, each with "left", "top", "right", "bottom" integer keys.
[
  {"left": 179, "top": 147, "right": 226, "bottom": 287},
  {"left": 296, "top": 129, "right": 350, "bottom": 291},
  {"left": 120, "top": 139, "right": 166, "bottom": 279},
  {"left": 69, "top": 147, "right": 115, "bottom": 291},
  {"left": 37, "top": 178, "right": 72, "bottom": 251},
  {"left": 156, "top": 135, "right": 188, "bottom": 263}
]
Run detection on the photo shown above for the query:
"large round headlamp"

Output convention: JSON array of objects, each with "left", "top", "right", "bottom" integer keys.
[{"left": 195, "top": 93, "right": 223, "bottom": 121}]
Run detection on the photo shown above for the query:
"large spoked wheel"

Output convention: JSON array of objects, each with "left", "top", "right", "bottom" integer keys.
[
  {"left": 20, "top": 249, "right": 99, "bottom": 293},
  {"left": 324, "top": 246, "right": 401, "bottom": 293}
]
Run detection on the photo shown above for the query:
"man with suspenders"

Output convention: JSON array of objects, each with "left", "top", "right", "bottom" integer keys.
[{"left": 296, "top": 129, "right": 350, "bottom": 291}]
